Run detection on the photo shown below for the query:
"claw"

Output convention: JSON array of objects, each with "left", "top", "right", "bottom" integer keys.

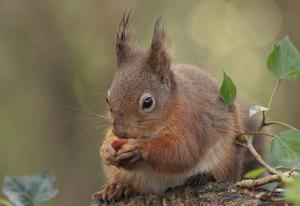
[
  {"left": 115, "top": 140, "right": 143, "bottom": 166},
  {"left": 185, "top": 174, "right": 215, "bottom": 188},
  {"left": 116, "top": 149, "right": 141, "bottom": 162},
  {"left": 128, "top": 154, "right": 142, "bottom": 164},
  {"left": 92, "top": 184, "right": 135, "bottom": 204}
]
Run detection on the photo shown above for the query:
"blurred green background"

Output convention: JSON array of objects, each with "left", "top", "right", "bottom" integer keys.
[{"left": 1, "top": 0, "right": 300, "bottom": 205}]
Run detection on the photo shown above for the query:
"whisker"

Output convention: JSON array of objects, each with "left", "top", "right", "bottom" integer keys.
[
  {"left": 61, "top": 102, "right": 108, "bottom": 117},
  {"left": 82, "top": 122, "right": 99, "bottom": 136},
  {"left": 91, "top": 91, "right": 107, "bottom": 98},
  {"left": 86, "top": 78, "right": 97, "bottom": 85},
  {"left": 128, "top": 120, "right": 157, "bottom": 127},
  {"left": 58, "top": 117, "right": 109, "bottom": 129},
  {"left": 83, "top": 124, "right": 109, "bottom": 140},
  {"left": 60, "top": 104, "right": 82, "bottom": 112},
  {"left": 95, "top": 113, "right": 112, "bottom": 121},
  {"left": 89, "top": 171, "right": 106, "bottom": 182},
  {"left": 60, "top": 104, "right": 101, "bottom": 119},
  {"left": 82, "top": 122, "right": 110, "bottom": 136}
]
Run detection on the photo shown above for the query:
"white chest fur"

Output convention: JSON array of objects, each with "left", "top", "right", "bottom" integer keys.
[{"left": 121, "top": 141, "right": 227, "bottom": 194}]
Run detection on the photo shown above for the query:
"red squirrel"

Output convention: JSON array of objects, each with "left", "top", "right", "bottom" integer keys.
[{"left": 93, "top": 14, "right": 265, "bottom": 203}]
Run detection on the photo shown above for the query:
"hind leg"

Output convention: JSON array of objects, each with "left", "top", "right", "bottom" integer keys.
[
  {"left": 185, "top": 174, "right": 215, "bottom": 187},
  {"left": 92, "top": 163, "right": 137, "bottom": 204}
]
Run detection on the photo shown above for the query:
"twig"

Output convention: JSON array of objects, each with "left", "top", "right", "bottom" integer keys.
[
  {"left": 235, "top": 140, "right": 247, "bottom": 147},
  {"left": 260, "top": 111, "right": 267, "bottom": 129},
  {"left": 237, "top": 78, "right": 299, "bottom": 191},
  {"left": 236, "top": 133, "right": 278, "bottom": 175},
  {"left": 236, "top": 132, "right": 275, "bottom": 139},
  {"left": 246, "top": 136, "right": 279, "bottom": 175},
  {"left": 269, "top": 197, "right": 286, "bottom": 202},
  {"left": 237, "top": 171, "right": 298, "bottom": 188},
  {"left": 237, "top": 174, "right": 281, "bottom": 188},
  {"left": 266, "top": 80, "right": 281, "bottom": 112},
  {"left": 264, "top": 121, "right": 299, "bottom": 131}
]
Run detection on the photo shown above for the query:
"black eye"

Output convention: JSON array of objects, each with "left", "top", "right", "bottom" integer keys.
[
  {"left": 143, "top": 97, "right": 153, "bottom": 109},
  {"left": 106, "top": 97, "right": 109, "bottom": 104},
  {"left": 140, "top": 93, "right": 155, "bottom": 112}
]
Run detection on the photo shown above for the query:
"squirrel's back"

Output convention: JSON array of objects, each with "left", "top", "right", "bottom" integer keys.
[{"left": 170, "top": 63, "right": 265, "bottom": 180}]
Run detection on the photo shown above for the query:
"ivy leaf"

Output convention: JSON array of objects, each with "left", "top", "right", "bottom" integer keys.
[
  {"left": 244, "top": 167, "right": 266, "bottom": 179},
  {"left": 2, "top": 171, "right": 58, "bottom": 206},
  {"left": 220, "top": 71, "right": 236, "bottom": 106},
  {"left": 285, "top": 175, "right": 300, "bottom": 206},
  {"left": 271, "top": 129, "right": 300, "bottom": 162},
  {"left": 249, "top": 104, "right": 269, "bottom": 117},
  {"left": 267, "top": 36, "right": 300, "bottom": 80}
]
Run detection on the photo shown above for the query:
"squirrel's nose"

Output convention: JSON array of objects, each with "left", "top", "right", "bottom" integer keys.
[{"left": 112, "top": 125, "right": 127, "bottom": 138}]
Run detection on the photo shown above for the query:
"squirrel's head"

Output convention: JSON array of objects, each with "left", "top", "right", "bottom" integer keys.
[{"left": 107, "top": 14, "right": 175, "bottom": 139}]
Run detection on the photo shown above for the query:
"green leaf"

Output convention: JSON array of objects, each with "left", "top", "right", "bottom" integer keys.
[
  {"left": 274, "top": 165, "right": 295, "bottom": 172},
  {"left": 243, "top": 167, "right": 266, "bottom": 179},
  {"left": 249, "top": 104, "right": 269, "bottom": 117},
  {"left": 220, "top": 71, "right": 236, "bottom": 106},
  {"left": 271, "top": 129, "right": 300, "bottom": 162},
  {"left": 267, "top": 36, "right": 300, "bottom": 80},
  {"left": 285, "top": 175, "right": 300, "bottom": 206},
  {"left": 2, "top": 171, "right": 58, "bottom": 206}
]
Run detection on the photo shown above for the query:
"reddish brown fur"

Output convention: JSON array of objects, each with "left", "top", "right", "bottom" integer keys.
[{"left": 93, "top": 15, "right": 265, "bottom": 202}]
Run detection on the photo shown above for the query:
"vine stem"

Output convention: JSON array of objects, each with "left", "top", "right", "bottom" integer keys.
[
  {"left": 236, "top": 77, "right": 299, "bottom": 189},
  {"left": 0, "top": 199, "right": 13, "bottom": 206},
  {"left": 264, "top": 121, "right": 299, "bottom": 131},
  {"left": 236, "top": 131, "right": 275, "bottom": 139},
  {"left": 266, "top": 79, "right": 281, "bottom": 112},
  {"left": 246, "top": 136, "right": 279, "bottom": 175}
]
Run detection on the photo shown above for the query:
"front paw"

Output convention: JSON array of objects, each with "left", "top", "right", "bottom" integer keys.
[
  {"left": 115, "top": 139, "right": 144, "bottom": 166},
  {"left": 100, "top": 141, "right": 118, "bottom": 167}
]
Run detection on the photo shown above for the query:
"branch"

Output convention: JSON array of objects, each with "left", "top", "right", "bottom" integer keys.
[
  {"left": 266, "top": 79, "right": 281, "bottom": 112},
  {"left": 236, "top": 78, "right": 300, "bottom": 190},
  {"left": 237, "top": 174, "right": 281, "bottom": 188},
  {"left": 264, "top": 121, "right": 299, "bottom": 131},
  {"left": 246, "top": 136, "right": 279, "bottom": 175},
  {"left": 237, "top": 171, "right": 298, "bottom": 188},
  {"left": 236, "top": 132, "right": 275, "bottom": 139}
]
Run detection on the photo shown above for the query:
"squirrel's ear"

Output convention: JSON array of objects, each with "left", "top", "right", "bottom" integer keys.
[
  {"left": 116, "top": 12, "right": 132, "bottom": 66},
  {"left": 147, "top": 18, "right": 171, "bottom": 75}
]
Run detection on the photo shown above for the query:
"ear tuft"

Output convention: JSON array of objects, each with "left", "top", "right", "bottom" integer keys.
[
  {"left": 148, "top": 17, "right": 171, "bottom": 76},
  {"left": 116, "top": 11, "right": 132, "bottom": 66}
]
